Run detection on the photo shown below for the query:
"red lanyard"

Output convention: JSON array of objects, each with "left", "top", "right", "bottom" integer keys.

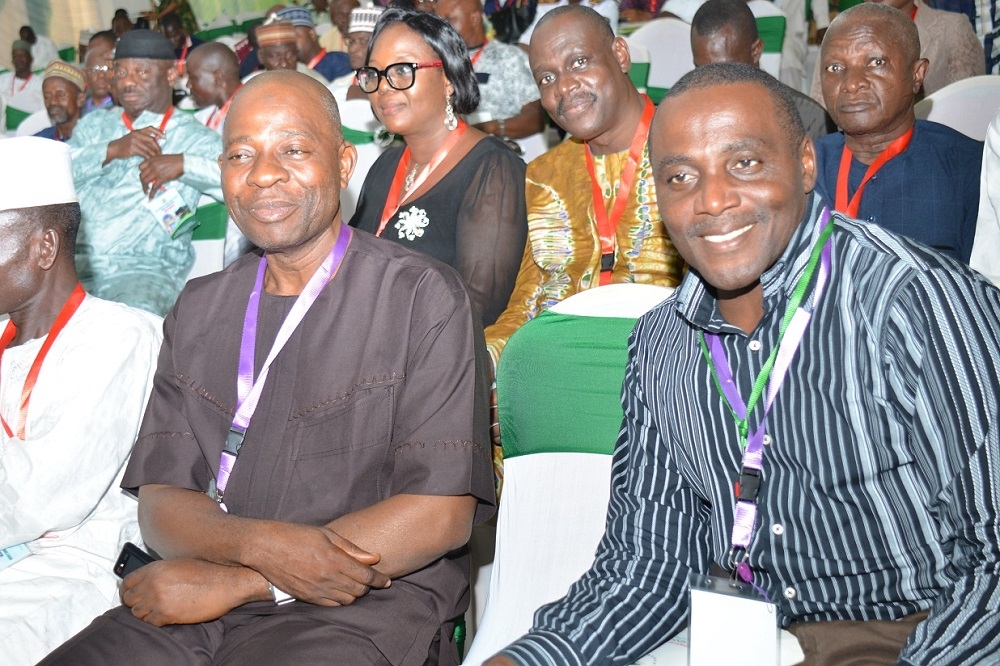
[
  {"left": 470, "top": 42, "right": 488, "bottom": 66},
  {"left": 176, "top": 39, "right": 190, "bottom": 75},
  {"left": 834, "top": 125, "right": 913, "bottom": 218},
  {"left": 910, "top": 3, "right": 918, "bottom": 19},
  {"left": 9, "top": 73, "right": 31, "bottom": 96},
  {"left": 207, "top": 87, "right": 240, "bottom": 131},
  {"left": 122, "top": 106, "right": 174, "bottom": 133},
  {"left": 376, "top": 121, "right": 469, "bottom": 237},
  {"left": 583, "top": 96, "right": 654, "bottom": 282},
  {"left": 307, "top": 49, "right": 328, "bottom": 70},
  {"left": 0, "top": 284, "right": 86, "bottom": 439}
]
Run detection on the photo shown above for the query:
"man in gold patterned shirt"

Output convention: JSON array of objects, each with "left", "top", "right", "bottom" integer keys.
[{"left": 485, "top": 5, "right": 684, "bottom": 367}]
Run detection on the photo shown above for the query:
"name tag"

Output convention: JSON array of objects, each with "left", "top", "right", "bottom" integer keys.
[
  {"left": 143, "top": 185, "right": 198, "bottom": 239},
  {"left": 688, "top": 573, "right": 778, "bottom": 665},
  {"left": 0, "top": 543, "right": 31, "bottom": 572}
]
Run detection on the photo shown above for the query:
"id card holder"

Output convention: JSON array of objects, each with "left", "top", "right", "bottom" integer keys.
[
  {"left": 143, "top": 185, "right": 198, "bottom": 239},
  {"left": 0, "top": 543, "right": 31, "bottom": 572},
  {"left": 687, "top": 572, "right": 778, "bottom": 666}
]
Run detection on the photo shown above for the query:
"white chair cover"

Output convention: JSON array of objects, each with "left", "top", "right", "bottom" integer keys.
[
  {"left": 626, "top": 18, "right": 695, "bottom": 92},
  {"left": 338, "top": 98, "right": 387, "bottom": 222},
  {"left": 14, "top": 108, "right": 52, "bottom": 137},
  {"left": 915, "top": 75, "right": 1000, "bottom": 141}
]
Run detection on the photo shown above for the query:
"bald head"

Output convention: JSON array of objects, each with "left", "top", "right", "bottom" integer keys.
[
  {"left": 532, "top": 3, "right": 615, "bottom": 51},
  {"left": 691, "top": 0, "right": 762, "bottom": 68},
  {"left": 435, "top": 0, "right": 485, "bottom": 46},
  {"left": 824, "top": 2, "right": 920, "bottom": 65},
  {"left": 187, "top": 42, "right": 242, "bottom": 108},
  {"left": 227, "top": 71, "right": 342, "bottom": 145}
]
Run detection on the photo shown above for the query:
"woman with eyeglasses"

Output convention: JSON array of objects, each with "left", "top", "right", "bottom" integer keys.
[{"left": 349, "top": 8, "right": 527, "bottom": 327}]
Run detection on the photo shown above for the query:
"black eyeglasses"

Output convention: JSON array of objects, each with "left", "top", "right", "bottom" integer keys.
[{"left": 355, "top": 60, "right": 443, "bottom": 94}]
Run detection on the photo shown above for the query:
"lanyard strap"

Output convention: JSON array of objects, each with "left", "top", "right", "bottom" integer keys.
[
  {"left": 698, "top": 211, "right": 835, "bottom": 556},
  {"left": 583, "top": 96, "right": 654, "bottom": 275},
  {"left": 376, "top": 121, "right": 469, "bottom": 237},
  {"left": 10, "top": 73, "right": 31, "bottom": 96},
  {"left": 207, "top": 87, "right": 240, "bottom": 131},
  {"left": 122, "top": 106, "right": 174, "bottom": 134},
  {"left": 470, "top": 42, "right": 488, "bottom": 66},
  {"left": 307, "top": 49, "right": 328, "bottom": 70},
  {"left": 0, "top": 284, "right": 86, "bottom": 439},
  {"left": 834, "top": 126, "right": 913, "bottom": 218},
  {"left": 177, "top": 39, "right": 190, "bottom": 75},
  {"left": 210, "top": 226, "right": 353, "bottom": 507}
]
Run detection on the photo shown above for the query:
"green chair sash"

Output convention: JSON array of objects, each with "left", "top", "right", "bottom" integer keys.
[
  {"left": 342, "top": 126, "right": 375, "bottom": 145},
  {"left": 192, "top": 202, "right": 228, "bottom": 240},
  {"left": 756, "top": 16, "right": 786, "bottom": 54},
  {"left": 5, "top": 106, "right": 32, "bottom": 131},
  {"left": 628, "top": 62, "right": 650, "bottom": 91}
]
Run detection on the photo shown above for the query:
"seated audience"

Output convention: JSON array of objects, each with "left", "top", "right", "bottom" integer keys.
[
  {"left": 690, "top": 0, "right": 834, "bottom": 139},
  {"left": 113, "top": 9, "right": 135, "bottom": 37},
  {"left": 159, "top": 12, "right": 204, "bottom": 76},
  {"left": 276, "top": 6, "right": 354, "bottom": 82},
  {"left": 620, "top": 0, "right": 664, "bottom": 22},
  {"left": 810, "top": 0, "right": 984, "bottom": 102},
  {"left": 329, "top": 4, "right": 384, "bottom": 100},
  {"left": 238, "top": 23, "right": 262, "bottom": 78},
  {"left": 1, "top": 40, "right": 44, "bottom": 129},
  {"left": 487, "top": 61, "right": 1000, "bottom": 666},
  {"left": 19, "top": 26, "right": 59, "bottom": 69},
  {"left": 40, "top": 70, "right": 494, "bottom": 666},
  {"left": 350, "top": 8, "right": 528, "bottom": 327},
  {"left": 36, "top": 62, "right": 86, "bottom": 142},
  {"left": 0, "top": 137, "right": 162, "bottom": 666},
  {"left": 973, "top": 109, "right": 1000, "bottom": 286},
  {"left": 324, "top": 0, "right": 362, "bottom": 51},
  {"left": 813, "top": 3, "right": 982, "bottom": 263},
  {"left": 82, "top": 32, "right": 117, "bottom": 115},
  {"left": 69, "top": 30, "right": 222, "bottom": 315},
  {"left": 486, "top": 5, "right": 683, "bottom": 366},
  {"left": 435, "top": 0, "right": 545, "bottom": 140},
  {"left": 251, "top": 21, "right": 330, "bottom": 84}
]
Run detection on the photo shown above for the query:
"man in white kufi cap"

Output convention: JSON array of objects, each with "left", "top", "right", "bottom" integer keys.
[{"left": 0, "top": 137, "right": 163, "bottom": 665}]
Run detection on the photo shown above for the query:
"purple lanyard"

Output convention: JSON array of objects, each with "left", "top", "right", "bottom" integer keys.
[
  {"left": 701, "top": 211, "right": 834, "bottom": 577},
  {"left": 208, "top": 225, "right": 352, "bottom": 510}
]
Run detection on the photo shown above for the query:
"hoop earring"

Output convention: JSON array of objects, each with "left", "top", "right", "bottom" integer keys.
[
  {"left": 444, "top": 94, "right": 458, "bottom": 131},
  {"left": 373, "top": 124, "right": 395, "bottom": 148}
]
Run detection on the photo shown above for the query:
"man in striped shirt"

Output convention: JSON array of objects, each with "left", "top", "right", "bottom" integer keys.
[{"left": 489, "top": 62, "right": 1000, "bottom": 665}]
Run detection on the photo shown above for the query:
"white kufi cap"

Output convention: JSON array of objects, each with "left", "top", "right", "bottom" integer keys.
[{"left": 0, "top": 137, "right": 78, "bottom": 212}]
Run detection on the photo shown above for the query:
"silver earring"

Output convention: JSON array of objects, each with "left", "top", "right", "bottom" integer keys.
[
  {"left": 373, "top": 124, "right": 395, "bottom": 148},
  {"left": 444, "top": 95, "right": 458, "bottom": 131}
]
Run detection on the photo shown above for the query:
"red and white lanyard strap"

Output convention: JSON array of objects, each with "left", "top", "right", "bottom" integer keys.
[
  {"left": 583, "top": 96, "right": 654, "bottom": 285},
  {"left": 699, "top": 209, "right": 835, "bottom": 582},
  {"left": 208, "top": 226, "right": 353, "bottom": 510},
  {"left": 0, "top": 284, "right": 86, "bottom": 439},
  {"left": 307, "top": 49, "right": 328, "bottom": 70},
  {"left": 207, "top": 88, "right": 240, "bottom": 131},
  {"left": 375, "top": 121, "right": 469, "bottom": 237},
  {"left": 9, "top": 73, "right": 31, "bottom": 96},
  {"left": 834, "top": 126, "right": 913, "bottom": 218},
  {"left": 122, "top": 106, "right": 174, "bottom": 134},
  {"left": 176, "top": 39, "right": 191, "bottom": 75}
]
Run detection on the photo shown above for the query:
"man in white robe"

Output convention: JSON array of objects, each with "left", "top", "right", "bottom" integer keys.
[{"left": 0, "top": 137, "right": 163, "bottom": 666}]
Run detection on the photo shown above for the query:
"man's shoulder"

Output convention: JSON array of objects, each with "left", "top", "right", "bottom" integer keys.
[
  {"left": 527, "top": 136, "right": 586, "bottom": 174},
  {"left": 484, "top": 39, "right": 529, "bottom": 64},
  {"left": 347, "top": 228, "right": 470, "bottom": 298},
  {"left": 916, "top": 0, "right": 973, "bottom": 29},
  {"left": 914, "top": 119, "right": 984, "bottom": 153},
  {"left": 73, "top": 294, "right": 163, "bottom": 346}
]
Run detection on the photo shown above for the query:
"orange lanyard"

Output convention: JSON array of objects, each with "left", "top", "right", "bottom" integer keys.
[
  {"left": 0, "top": 284, "right": 86, "bottom": 439},
  {"left": 376, "top": 121, "right": 469, "bottom": 237},
  {"left": 176, "top": 39, "right": 190, "bottom": 75},
  {"left": 470, "top": 42, "right": 488, "bottom": 66},
  {"left": 307, "top": 49, "right": 328, "bottom": 70},
  {"left": 122, "top": 106, "right": 174, "bottom": 133},
  {"left": 910, "top": 3, "right": 918, "bottom": 19},
  {"left": 207, "top": 87, "right": 240, "bottom": 131},
  {"left": 583, "top": 96, "right": 654, "bottom": 280},
  {"left": 834, "top": 126, "right": 913, "bottom": 218},
  {"left": 9, "top": 73, "right": 31, "bottom": 96}
]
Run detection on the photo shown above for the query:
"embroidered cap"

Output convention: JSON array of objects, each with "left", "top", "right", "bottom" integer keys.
[
  {"left": 0, "top": 138, "right": 78, "bottom": 212},
  {"left": 276, "top": 7, "right": 315, "bottom": 28},
  {"left": 349, "top": 6, "right": 385, "bottom": 34},
  {"left": 256, "top": 21, "right": 298, "bottom": 46},
  {"left": 44, "top": 61, "right": 86, "bottom": 91}
]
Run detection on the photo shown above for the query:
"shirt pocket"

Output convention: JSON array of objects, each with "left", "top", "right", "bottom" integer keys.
[{"left": 289, "top": 385, "right": 393, "bottom": 461}]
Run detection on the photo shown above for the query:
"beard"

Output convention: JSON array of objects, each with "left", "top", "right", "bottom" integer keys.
[{"left": 47, "top": 105, "right": 69, "bottom": 124}]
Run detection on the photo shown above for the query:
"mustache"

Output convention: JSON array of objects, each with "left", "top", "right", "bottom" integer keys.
[
  {"left": 556, "top": 91, "right": 597, "bottom": 118},
  {"left": 687, "top": 210, "right": 769, "bottom": 239}
]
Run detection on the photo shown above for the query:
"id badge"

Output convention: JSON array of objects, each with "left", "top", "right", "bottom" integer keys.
[
  {"left": 0, "top": 543, "right": 31, "bottom": 572},
  {"left": 143, "top": 185, "right": 198, "bottom": 239},
  {"left": 688, "top": 572, "right": 778, "bottom": 666}
]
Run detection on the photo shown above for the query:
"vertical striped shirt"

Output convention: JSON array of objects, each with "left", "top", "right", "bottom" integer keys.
[{"left": 501, "top": 194, "right": 1000, "bottom": 665}]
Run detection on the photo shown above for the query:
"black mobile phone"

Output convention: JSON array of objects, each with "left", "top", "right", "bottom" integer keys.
[{"left": 113, "top": 542, "right": 157, "bottom": 579}]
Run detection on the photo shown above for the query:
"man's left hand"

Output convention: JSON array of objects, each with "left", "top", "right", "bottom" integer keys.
[
  {"left": 138, "top": 154, "right": 185, "bottom": 199},
  {"left": 120, "top": 558, "right": 264, "bottom": 627}
]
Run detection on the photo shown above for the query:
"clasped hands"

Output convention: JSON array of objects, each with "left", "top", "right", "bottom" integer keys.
[
  {"left": 105, "top": 126, "right": 184, "bottom": 199},
  {"left": 119, "top": 523, "right": 390, "bottom": 627}
]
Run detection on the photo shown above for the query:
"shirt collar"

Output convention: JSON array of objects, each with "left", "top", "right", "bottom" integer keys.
[{"left": 673, "top": 192, "right": 827, "bottom": 333}]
